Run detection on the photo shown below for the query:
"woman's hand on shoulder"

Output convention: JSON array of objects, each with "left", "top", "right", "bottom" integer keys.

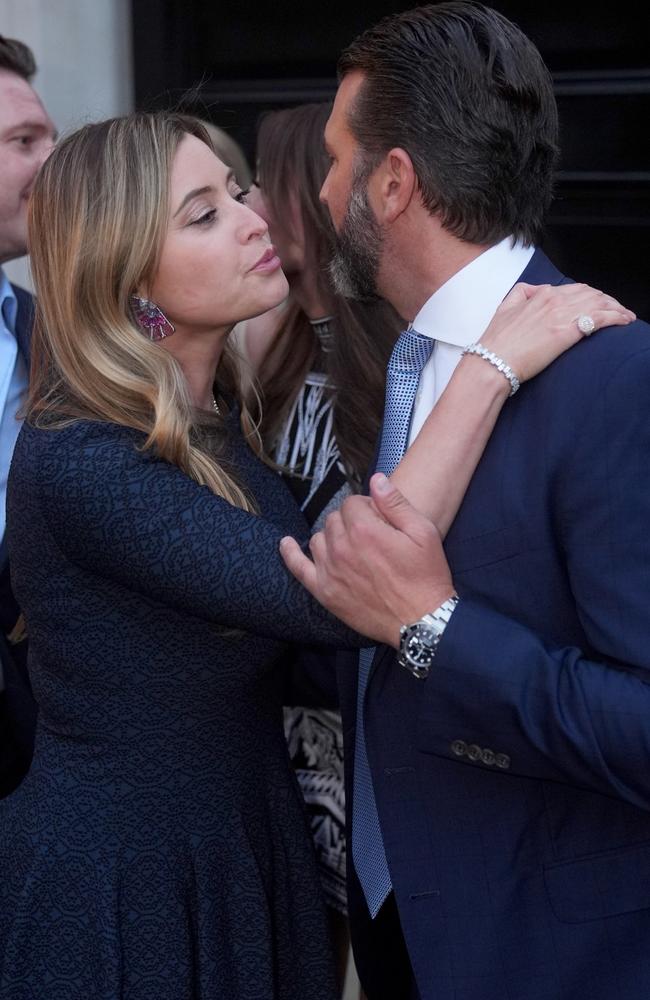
[{"left": 478, "top": 282, "right": 636, "bottom": 384}]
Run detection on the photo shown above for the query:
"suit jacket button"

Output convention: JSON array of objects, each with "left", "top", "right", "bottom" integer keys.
[
  {"left": 467, "top": 743, "right": 482, "bottom": 762},
  {"left": 481, "top": 748, "right": 495, "bottom": 766},
  {"left": 450, "top": 740, "right": 467, "bottom": 757},
  {"left": 495, "top": 753, "right": 511, "bottom": 770}
]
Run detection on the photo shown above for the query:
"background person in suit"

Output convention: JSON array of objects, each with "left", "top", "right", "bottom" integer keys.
[
  {"left": 280, "top": 4, "right": 650, "bottom": 999},
  {"left": 0, "top": 34, "right": 55, "bottom": 797}
]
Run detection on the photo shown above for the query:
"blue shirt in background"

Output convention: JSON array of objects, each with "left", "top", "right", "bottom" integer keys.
[{"left": 0, "top": 269, "right": 28, "bottom": 547}]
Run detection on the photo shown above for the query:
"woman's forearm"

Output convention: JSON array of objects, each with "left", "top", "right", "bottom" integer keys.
[{"left": 390, "top": 355, "right": 509, "bottom": 537}]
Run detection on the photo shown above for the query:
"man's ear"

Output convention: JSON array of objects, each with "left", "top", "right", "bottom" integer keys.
[{"left": 373, "top": 147, "right": 417, "bottom": 223}]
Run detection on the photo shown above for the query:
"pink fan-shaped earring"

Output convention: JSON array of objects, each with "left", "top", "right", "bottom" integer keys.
[{"left": 131, "top": 295, "right": 175, "bottom": 341}]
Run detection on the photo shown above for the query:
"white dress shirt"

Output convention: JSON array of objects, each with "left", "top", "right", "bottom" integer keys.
[{"left": 408, "top": 238, "right": 535, "bottom": 445}]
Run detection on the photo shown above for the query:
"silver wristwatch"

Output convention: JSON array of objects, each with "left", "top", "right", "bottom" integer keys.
[{"left": 397, "top": 595, "right": 459, "bottom": 680}]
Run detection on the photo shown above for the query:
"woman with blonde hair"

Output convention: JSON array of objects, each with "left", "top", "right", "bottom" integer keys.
[{"left": 0, "top": 110, "right": 631, "bottom": 999}]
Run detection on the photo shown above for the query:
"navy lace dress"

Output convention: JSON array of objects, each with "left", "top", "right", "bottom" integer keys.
[{"left": 0, "top": 410, "right": 358, "bottom": 1000}]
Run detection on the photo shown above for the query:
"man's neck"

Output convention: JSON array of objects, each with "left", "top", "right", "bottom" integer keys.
[{"left": 380, "top": 216, "right": 491, "bottom": 322}]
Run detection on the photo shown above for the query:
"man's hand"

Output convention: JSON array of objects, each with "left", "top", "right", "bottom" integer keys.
[{"left": 280, "top": 473, "right": 456, "bottom": 647}]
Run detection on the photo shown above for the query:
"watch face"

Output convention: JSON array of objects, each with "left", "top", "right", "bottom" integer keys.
[{"left": 404, "top": 624, "right": 437, "bottom": 667}]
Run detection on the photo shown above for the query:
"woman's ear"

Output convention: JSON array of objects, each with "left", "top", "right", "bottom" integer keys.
[{"left": 373, "top": 147, "right": 417, "bottom": 224}]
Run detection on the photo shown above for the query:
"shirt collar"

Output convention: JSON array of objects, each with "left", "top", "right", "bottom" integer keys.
[
  {"left": 412, "top": 237, "right": 535, "bottom": 347},
  {"left": 0, "top": 269, "right": 18, "bottom": 337}
]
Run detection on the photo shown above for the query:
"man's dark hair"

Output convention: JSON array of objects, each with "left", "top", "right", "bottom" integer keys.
[
  {"left": 0, "top": 35, "right": 36, "bottom": 81},
  {"left": 338, "top": 2, "right": 559, "bottom": 246}
]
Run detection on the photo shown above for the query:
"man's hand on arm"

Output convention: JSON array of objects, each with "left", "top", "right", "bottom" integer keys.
[{"left": 279, "top": 473, "right": 456, "bottom": 647}]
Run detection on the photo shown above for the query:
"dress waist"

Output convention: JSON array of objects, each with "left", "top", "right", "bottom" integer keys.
[{"left": 27, "top": 718, "right": 291, "bottom": 789}]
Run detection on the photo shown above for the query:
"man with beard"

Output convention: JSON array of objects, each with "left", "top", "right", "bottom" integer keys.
[
  {"left": 281, "top": 4, "right": 650, "bottom": 999},
  {"left": 0, "top": 35, "right": 55, "bottom": 796}
]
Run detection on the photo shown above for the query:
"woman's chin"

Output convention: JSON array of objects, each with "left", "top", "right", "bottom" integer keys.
[{"left": 248, "top": 272, "right": 289, "bottom": 317}]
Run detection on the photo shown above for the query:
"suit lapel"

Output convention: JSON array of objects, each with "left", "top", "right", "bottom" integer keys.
[
  {"left": 12, "top": 284, "right": 33, "bottom": 367},
  {"left": 2, "top": 285, "right": 33, "bottom": 577},
  {"left": 343, "top": 251, "right": 570, "bottom": 733}
]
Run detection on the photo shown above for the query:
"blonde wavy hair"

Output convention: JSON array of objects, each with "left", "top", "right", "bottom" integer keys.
[{"left": 26, "top": 112, "right": 260, "bottom": 511}]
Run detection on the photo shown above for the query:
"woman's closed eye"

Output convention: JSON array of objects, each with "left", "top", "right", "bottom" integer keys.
[
  {"left": 191, "top": 208, "right": 217, "bottom": 226},
  {"left": 189, "top": 188, "right": 251, "bottom": 225}
]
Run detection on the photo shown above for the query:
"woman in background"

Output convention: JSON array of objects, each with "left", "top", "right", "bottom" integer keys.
[
  {"left": 245, "top": 103, "right": 399, "bottom": 512},
  {"left": 242, "top": 102, "right": 401, "bottom": 987}
]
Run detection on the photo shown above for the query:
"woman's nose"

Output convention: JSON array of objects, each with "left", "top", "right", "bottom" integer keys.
[{"left": 240, "top": 201, "right": 269, "bottom": 242}]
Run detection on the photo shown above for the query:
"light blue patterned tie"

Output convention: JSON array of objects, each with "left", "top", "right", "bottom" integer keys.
[{"left": 352, "top": 327, "right": 434, "bottom": 918}]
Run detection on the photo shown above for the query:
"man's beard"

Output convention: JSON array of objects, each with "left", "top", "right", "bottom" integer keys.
[{"left": 329, "top": 174, "right": 383, "bottom": 301}]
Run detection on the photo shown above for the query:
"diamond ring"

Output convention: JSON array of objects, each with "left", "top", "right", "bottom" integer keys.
[{"left": 577, "top": 314, "right": 596, "bottom": 335}]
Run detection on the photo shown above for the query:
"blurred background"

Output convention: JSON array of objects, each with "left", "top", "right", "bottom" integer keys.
[{"left": 2, "top": 0, "right": 649, "bottom": 316}]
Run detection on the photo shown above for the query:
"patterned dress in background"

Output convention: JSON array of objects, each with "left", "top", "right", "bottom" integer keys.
[{"left": 275, "top": 318, "right": 351, "bottom": 915}]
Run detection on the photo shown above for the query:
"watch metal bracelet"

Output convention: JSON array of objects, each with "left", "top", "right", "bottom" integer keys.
[{"left": 398, "top": 594, "right": 459, "bottom": 680}]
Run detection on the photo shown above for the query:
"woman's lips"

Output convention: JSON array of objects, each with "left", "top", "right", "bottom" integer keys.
[{"left": 251, "top": 246, "right": 282, "bottom": 272}]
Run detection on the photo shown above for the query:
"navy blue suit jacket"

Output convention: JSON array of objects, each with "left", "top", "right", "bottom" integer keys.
[
  {"left": 0, "top": 283, "right": 35, "bottom": 798},
  {"left": 339, "top": 251, "right": 650, "bottom": 1000}
]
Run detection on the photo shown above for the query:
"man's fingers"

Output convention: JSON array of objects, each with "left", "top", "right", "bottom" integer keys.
[
  {"left": 368, "top": 473, "right": 428, "bottom": 540},
  {"left": 279, "top": 535, "right": 319, "bottom": 594},
  {"left": 308, "top": 529, "right": 327, "bottom": 561}
]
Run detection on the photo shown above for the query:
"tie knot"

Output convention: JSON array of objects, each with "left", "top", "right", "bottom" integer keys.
[{"left": 389, "top": 328, "right": 433, "bottom": 375}]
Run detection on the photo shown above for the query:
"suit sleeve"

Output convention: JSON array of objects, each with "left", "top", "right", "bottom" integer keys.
[
  {"left": 416, "top": 345, "right": 650, "bottom": 810},
  {"left": 37, "top": 427, "right": 363, "bottom": 649}
]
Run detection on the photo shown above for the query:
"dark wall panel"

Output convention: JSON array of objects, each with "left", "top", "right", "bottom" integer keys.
[{"left": 133, "top": 2, "right": 650, "bottom": 317}]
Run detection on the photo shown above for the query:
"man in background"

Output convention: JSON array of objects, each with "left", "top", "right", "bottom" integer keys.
[{"left": 0, "top": 34, "right": 55, "bottom": 796}]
